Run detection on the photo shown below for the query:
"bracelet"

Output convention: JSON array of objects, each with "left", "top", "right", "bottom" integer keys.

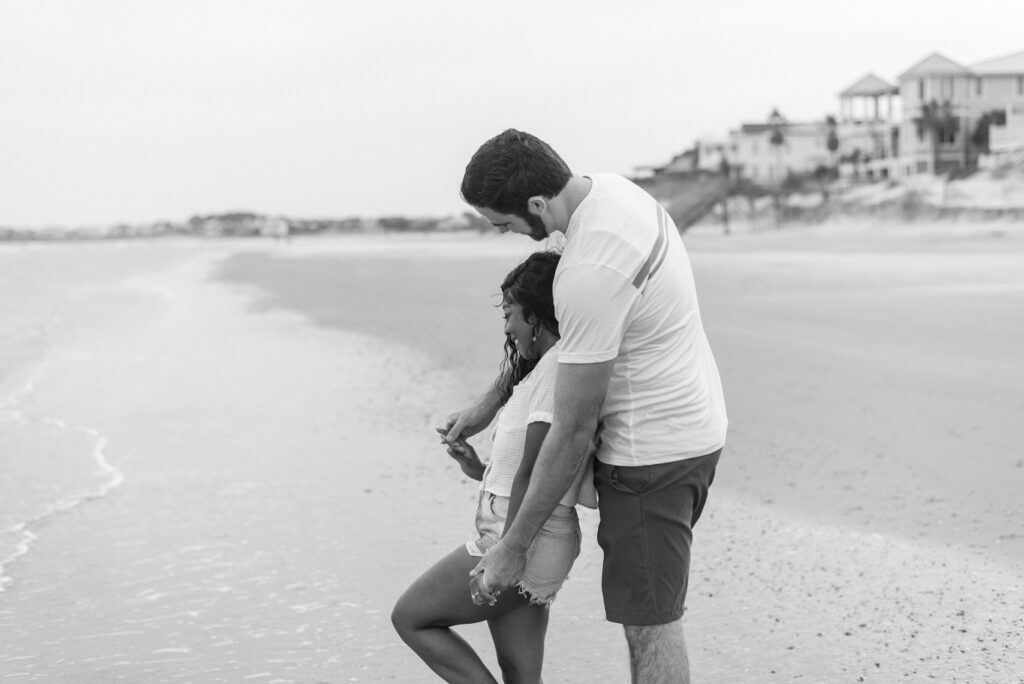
[{"left": 496, "top": 539, "right": 529, "bottom": 558}]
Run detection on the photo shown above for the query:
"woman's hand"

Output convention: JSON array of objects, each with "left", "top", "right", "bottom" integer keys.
[
  {"left": 440, "top": 393, "right": 501, "bottom": 445},
  {"left": 436, "top": 427, "right": 485, "bottom": 480}
]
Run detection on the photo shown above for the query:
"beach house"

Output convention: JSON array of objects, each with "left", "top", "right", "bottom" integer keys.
[
  {"left": 841, "top": 49, "right": 1024, "bottom": 178},
  {"left": 836, "top": 73, "right": 900, "bottom": 180},
  {"left": 896, "top": 52, "right": 979, "bottom": 176},
  {"left": 727, "top": 116, "right": 832, "bottom": 184},
  {"left": 971, "top": 50, "right": 1024, "bottom": 159}
]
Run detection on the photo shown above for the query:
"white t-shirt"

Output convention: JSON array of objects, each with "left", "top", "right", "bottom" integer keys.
[
  {"left": 483, "top": 341, "right": 597, "bottom": 508},
  {"left": 554, "top": 173, "right": 728, "bottom": 467}
]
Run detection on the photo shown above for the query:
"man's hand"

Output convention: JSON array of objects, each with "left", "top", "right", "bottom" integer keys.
[
  {"left": 469, "top": 573, "right": 498, "bottom": 606},
  {"left": 469, "top": 540, "right": 528, "bottom": 598}
]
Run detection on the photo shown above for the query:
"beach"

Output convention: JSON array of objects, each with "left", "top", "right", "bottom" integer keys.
[{"left": 1, "top": 223, "right": 1022, "bottom": 682}]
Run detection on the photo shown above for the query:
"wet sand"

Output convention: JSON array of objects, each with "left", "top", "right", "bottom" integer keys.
[{"left": 0, "top": 224, "right": 1022, "bottom": 682}]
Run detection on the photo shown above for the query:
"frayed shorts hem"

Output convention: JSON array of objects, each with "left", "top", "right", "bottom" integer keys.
[
  {"left": 467, "top": 491, "right": 581, "bottom": 605},
  {"left": 515, "top": 583, "right": 555, "bottom": 607}
]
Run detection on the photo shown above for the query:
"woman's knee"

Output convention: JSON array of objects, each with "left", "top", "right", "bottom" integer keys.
[
  {"left": 391, "top": 594, "right": 419, "bottom": 636},
  {"left": 494, "top": 654, "right": 542, "bottom": 684}
]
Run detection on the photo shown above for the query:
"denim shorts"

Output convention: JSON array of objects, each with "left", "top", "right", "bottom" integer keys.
[{"left": 466, "top": 491, "right": 582, "bottom": 605}]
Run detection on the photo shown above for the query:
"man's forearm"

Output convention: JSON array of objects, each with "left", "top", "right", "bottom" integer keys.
[{"left": 501, "top": 421, "right": 593, "bottom": 552}]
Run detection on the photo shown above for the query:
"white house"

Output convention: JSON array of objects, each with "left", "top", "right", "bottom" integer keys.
[
  {"left": 895, "top": 52, "right": 979, "bottom": 176},
  {"left": 837, "top": 73, "right": 900, "bottom": 180},
  {"left": 728, "top": 118, "right": 831, "bottom": 184},
  {"left": 889, "top": 49, "right": 1024, "bottom": 176},
  {"left": 971, "top": 50, "right": 1024, "bottom": 157}
]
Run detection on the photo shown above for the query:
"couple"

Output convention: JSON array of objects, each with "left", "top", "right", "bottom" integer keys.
[{"left": 392, "top": 130, "right": 728, "bottom": 683}]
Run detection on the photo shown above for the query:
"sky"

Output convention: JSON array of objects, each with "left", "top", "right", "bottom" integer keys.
[{"left": 2, "top": 0, "right": 1023, "bottom": 227}]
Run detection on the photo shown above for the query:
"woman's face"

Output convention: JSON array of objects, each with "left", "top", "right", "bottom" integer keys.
[{"left": 502, "top": 298, "right": 536, "bottom": 359}]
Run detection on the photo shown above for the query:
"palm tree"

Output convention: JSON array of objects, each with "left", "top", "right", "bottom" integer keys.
[
  {"left": 913, "top": 99, "right": 957, "bottom": 175},
  {"left": 825, "top": 115, "right": 839, "bottom": 169},
  {"left": 768, "top": 108, "right": 786, "bottom": 227}
]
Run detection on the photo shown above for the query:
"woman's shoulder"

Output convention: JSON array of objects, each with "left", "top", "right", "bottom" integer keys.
[{"left": 530, "top": 343, "right": 561, "bottom": 382}]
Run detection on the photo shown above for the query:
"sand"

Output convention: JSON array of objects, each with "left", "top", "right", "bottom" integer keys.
[{"left": 0, "top": 224, "right": 1022, "bottom": 682}]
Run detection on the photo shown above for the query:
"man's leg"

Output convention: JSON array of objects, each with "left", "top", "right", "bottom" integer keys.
[
  {"left": 623, "top": 619, "right": 689, "bottom": 684},
  {"left": 594, "top": 450, "right": 721, "bottom": 684}
]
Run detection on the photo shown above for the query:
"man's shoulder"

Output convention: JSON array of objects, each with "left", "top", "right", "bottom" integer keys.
[{"left": 586, "top": 173, "right": 648, "bottom": 204}]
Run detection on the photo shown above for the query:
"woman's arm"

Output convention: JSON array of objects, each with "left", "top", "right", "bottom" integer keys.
[
  {"left": 441, "top": 379, "right": 506, "bottom": 444},
  {"left": 502, "top": 421, "right": 551, "bottom": 536},
  {"left": 446, "top": 437, "right": 485, "bottom": 481}
]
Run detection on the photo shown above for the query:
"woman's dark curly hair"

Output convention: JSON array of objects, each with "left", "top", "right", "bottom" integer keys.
[{"left": 495, "top": 251, "right": 561, "bottom": 402}]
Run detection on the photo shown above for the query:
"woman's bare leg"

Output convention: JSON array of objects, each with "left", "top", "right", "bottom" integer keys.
[
  {"left": 488, "top": 597, "right": 549, "bottom": 684},
  {"left": 392, "top": 546, "right": 535, "bottom": 683}
]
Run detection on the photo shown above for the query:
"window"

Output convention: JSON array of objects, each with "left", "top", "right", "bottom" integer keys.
[
  {"left": 976, "top": 79, "right": 982, "bottom": 97},
  {"left": 1018, "top": 76, "right": 1024, "bottom": 95},
  {"left": 938, "top": 123, "right": 957, "bottom": 145},
  {"left": 918, "top": 79, "right": 925, "bottom": 100},
  {"left": 941, "top": 77, "right": 953, "bottom": 98}
]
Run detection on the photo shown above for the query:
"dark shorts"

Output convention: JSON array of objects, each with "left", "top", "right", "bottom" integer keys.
[{"left": 594, "top": 449, "right": 721, "bottom": 626}]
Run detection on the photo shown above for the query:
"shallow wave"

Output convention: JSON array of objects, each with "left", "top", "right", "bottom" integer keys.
[{"left": 0, "top": 360, "right": 124, "bottom": 593}]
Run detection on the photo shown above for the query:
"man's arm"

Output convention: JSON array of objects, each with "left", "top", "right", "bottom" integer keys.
[
  {"left": 470, "top": 360, "right": 612, "bottom": 595},
  {"left": 502, "top": 422, "right": 551, "bottom": 534},
  {"left": 503, "top": 360, "right": 611, "bottom": 549}
]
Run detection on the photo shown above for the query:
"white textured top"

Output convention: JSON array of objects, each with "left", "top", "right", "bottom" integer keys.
[
  {"left": 555, "top": 173, "right": 728, "bottom": 466},
  {"left": 482, "top": 341, "right": 597, "bottom": 508}
]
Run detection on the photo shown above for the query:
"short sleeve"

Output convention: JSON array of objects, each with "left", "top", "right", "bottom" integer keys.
[
  {"left": 554, "top": 263, "right": 641, "bottom": 364},
  {"left": 525, "top": 357, "right": 556, "bottom": 424}
]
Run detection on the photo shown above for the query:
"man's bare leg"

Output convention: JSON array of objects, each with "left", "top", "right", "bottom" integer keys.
[{"left": 623, "top": 619, "right": 690, "bottom": 684}]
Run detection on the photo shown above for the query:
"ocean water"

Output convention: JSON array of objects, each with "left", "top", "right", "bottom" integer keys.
[{"left": 0, "top": 241, "right": 189, "bottom": 592}]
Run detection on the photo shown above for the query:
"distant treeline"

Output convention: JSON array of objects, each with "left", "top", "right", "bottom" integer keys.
[{"left": 0, "top": 211, "right": 493, "bottom": 241}]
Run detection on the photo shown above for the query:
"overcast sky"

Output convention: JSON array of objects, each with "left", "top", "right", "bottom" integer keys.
[{"left": 2, "top": 0, "right": 1022, "bottom": 227}]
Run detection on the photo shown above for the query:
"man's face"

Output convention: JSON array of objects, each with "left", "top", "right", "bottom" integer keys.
[{"left": 475, "top": 207, "right": 549, "bottom": 242}]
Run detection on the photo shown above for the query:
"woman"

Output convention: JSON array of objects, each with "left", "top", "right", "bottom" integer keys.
[{"left": 391, "top": 251, "right": 595, "bottom": 684}]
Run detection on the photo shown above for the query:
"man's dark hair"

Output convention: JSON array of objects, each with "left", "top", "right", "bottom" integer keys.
[{"left": 461, "top": 129, "right": 572, "bottom": 219}]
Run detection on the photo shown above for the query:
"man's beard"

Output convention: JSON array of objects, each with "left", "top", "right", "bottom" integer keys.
[{"left": 525, "top": 212, "right": 547, "bottom": 241}]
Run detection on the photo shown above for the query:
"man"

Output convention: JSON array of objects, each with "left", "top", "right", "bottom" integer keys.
[{"left": 445, "top": 129, "right": 727, "bottom": 683}]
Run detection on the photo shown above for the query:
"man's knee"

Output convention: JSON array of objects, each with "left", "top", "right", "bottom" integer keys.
[
  {"left": 623, "top": 621, "right": 690, "bottom": 683},
  {"left": 623, "top": 620, "right": 685, "bottom": 653}
]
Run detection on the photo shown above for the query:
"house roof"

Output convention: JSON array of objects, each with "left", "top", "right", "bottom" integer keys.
[
  {"left": 898, "top": 52, "right": 971, "bottom": 80},
  {"left": 736, "top": 122, "right": 825, "bottom": 136},
  {"left": 972, "top": 49, "right": 1024, "bottom": 75},
  {"left": 840, "top": 73, "right": 898, "bottom": 97}
]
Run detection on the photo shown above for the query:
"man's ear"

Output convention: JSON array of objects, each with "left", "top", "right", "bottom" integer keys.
[{"left": 527, "top": 196, "right": 547, "bottom": 216}]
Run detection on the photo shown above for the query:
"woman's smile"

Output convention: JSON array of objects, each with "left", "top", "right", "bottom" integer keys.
[{"left": 502, "top": 300, "right": 534, "bottom": 359}]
